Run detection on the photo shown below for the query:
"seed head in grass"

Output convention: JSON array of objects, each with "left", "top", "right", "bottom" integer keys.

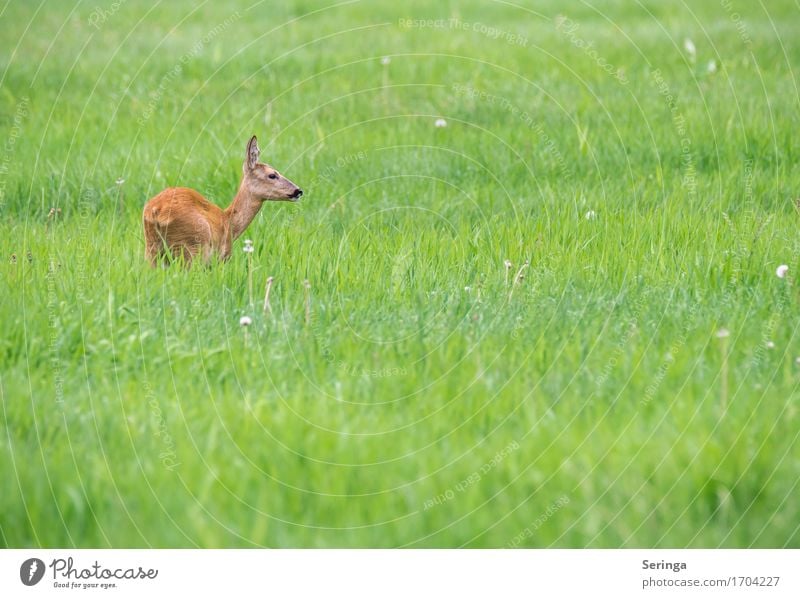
[
  {"left": 434, "top": 118, "right": 447, "bottom": 128},
  {"left": 244, "top": 239, "right": 255, "bottom": 306},
  {"left": 45, "top": 207, "right": 61, "bottom": 232},
  {"left": 766, "top": 341, "right": 775, "bottom": 349},
  {"left": 263, "top": 276, "right": 274, "bottom": 314},
  {"left": 585, "top": 210, "right": 596, "bottom": 220},
  {"left": 776, "top": 264, "right": 788, "bottom": 278},
  {"left": 515, "top": 260, "right": 529, "bottom": 283},
  {"left": 240, "top": 315, "right": 252, "bottom": 347},
  {"left": 683, "top": 38, "right": 696, "bottom": 62},
  {"left": 508, "top": 260, "right": 529, "bottom": 301},
  {"left": 115, "top": 177, "right": 125, "bottom": 214}
]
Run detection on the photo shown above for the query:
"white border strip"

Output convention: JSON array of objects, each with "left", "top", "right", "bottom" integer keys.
[{"left": 1, "top": 549, "right": 798, "bottom": 597}]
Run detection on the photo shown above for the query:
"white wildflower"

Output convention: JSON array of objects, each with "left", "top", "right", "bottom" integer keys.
[
  {"left": 434, "top": 118, "right": 447, "bottom": 128},
  {"left": 239, "top": 316, "right": 252, "bottom": 327},
  {"left": 776, "top": 264, "right": 788, "bottom": 278}
]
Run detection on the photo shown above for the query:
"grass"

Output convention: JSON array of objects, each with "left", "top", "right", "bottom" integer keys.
[{"left": 1, "top": 0, "right": 799, "bottom": 548}]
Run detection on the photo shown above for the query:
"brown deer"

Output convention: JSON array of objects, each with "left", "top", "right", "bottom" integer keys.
[{"left": 143, "top": 135, "right": 302, "bottom": 266}]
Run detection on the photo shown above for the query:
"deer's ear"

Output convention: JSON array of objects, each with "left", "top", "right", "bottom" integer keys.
[{"left": 245, "top": 135, "right": 260, "bottom": 170}]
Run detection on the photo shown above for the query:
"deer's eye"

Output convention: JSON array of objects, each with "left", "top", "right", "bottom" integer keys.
[{"left": 268, "top": 173, "right": 278, "bottom": 180}]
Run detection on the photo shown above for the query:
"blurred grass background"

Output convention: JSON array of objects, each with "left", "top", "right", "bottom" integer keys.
[{"left": 0, "top": 0, "right": 799, "bottom": 547}]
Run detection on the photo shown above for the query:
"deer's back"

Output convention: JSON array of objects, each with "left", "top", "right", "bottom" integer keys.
[
  {"left": 143, "top": 187, "right": 223, "bottom": 223},
  {"left": 143, "top": 187, "right": 229, "bottom": 253}
]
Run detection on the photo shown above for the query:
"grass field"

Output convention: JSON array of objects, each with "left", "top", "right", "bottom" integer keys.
[{"left": 1, "top": 0, "right": 799, "bottom": 548}]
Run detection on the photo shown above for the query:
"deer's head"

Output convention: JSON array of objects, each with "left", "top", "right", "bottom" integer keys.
[{"left": 241, "top": 135, "right": 303, "bottom": 201}]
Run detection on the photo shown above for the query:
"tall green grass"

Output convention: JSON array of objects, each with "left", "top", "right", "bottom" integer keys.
[{"left": 1, "top": 0, "right": 799, "bottom": 547}]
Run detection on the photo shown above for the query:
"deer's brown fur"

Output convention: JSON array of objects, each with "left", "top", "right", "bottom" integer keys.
[{"left": 142, "top": 136, "right": 302, "bottom": 267}]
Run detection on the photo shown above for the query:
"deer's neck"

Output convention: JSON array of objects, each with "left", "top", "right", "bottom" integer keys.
[{"left": 225, "top": 184, "right": 263, "bottom": 241}]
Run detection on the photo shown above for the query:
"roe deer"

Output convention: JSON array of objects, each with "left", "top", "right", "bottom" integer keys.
[{"left": 142, "top": 135, "right": 302, "bottom": 267}]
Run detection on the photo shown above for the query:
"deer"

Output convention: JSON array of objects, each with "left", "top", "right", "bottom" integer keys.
[{"left": 142, "top": 135, "right": 302, "bottom": 267}]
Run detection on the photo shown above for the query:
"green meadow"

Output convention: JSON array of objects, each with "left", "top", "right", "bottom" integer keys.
[{"left": 1, "top": 0, "right": 799, "bottom": 547}]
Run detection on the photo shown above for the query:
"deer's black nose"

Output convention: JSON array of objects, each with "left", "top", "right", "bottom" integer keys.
[{"left": 292, "top": 188, "right": 303, "bottom": 198}]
